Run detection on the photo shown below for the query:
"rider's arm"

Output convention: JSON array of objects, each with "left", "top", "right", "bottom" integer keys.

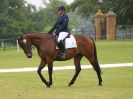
[{"left": 48, "top": 21, "right": 57, "bottom": 34}]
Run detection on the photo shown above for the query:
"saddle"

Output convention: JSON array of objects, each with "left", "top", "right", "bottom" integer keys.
[
  {"left": 55, "top": 35, "right": 77, "bottom": 49},
  {"left": 56, "top": 34, "right": 70, "bottom": 49},
  {"left": 55, "top": 35, "right": 77, "bottom": 59}
]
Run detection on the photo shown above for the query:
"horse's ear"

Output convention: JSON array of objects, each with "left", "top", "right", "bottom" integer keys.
[
  {"left": 20, "top": 35, "right": 23, "bottom": 39},
  {"left": 17, "top": 35, "right": 23, "bottom": 40}
]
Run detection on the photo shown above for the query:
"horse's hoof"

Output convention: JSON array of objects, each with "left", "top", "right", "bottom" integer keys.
[
  {"left": 46, "top": 85, "right": 50, "bottom": 88},
  {"left": 67, "top": 84, "right": 71, "bottom": 87},
  {"left": 45, "top": 82, "right": 51, "bottom": 88},
  {"left": 98, "top": 83, "right": 102, "bottom": 87},
  {"left": 68, "top": 82, "right": 74, "bottom": 87},
  {"left": 46, "top": 82, "right": 53, "bottom": 88},
  {"left": 46, "top": 84, "right": 51, "bottom": 88}
]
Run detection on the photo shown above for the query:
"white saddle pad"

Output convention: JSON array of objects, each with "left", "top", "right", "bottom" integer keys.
[{"left": 56, "top": 35, "right": 77, "bottom": 49}]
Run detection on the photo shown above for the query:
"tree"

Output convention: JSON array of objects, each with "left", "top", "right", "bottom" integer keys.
[
  {"left": 69, "top": 0, "right": 133, "bottom": 25},
  {"left": 0, "top": 0, "right": 32, "bottom": 37},
  {"left": 34, "top": 0, "right": 67, "bottom": 32},
  {"left": 111, "top": 0, "right": 133, "bottom": 25},
  {"left": 0, "top": 0, "right": 69, "bottom": 38},
  {"left": 69, "top": 0, "right": 98, "bottom": 17}
]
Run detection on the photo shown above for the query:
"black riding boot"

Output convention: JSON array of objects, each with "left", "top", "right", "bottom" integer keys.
[{"left": 59, "top": 40, "right": 66, "bottom": 59}]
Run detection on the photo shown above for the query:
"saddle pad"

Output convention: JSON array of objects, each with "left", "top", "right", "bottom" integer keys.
[{"left": 56, "top": 35, "right": 77, "bottom": 49}]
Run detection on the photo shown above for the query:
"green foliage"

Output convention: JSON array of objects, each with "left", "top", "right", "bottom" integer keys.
[
  {"left": 102, "top": 0, "right": 133, "bottom": 25},
  {"left": 0, "top": 0, "right": 36, "bottom": 37},
  {"left": 0, "top": 0, "right": 67, "bottom": 37},
  {"left": 70, "top": 0, "right": 98, "bottom": 17},
  {"left": 69, "top": 0, "right": 133, "bottom": 25},
  {"left": 114, "top": 0, "right": 133, "bottom": 25},
  {"left": 0, "top": 0, "right": 132, "bottom": 37},
  {"left": 67, "top": 10, "right": 87, "bottom": 30},
  {"left": 40, "top": 0, "right": 67, "bottom": 33}
]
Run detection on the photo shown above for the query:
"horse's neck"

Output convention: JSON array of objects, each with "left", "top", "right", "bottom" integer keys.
[
  {"left": 24, "top": 34, "right": 45, "bottom": 46},
  {"left": 28, "top": 34, "right": 52, "bottom": 47},
  {"left": 28, "top": 34, "right": 47, "bottom": 40}
]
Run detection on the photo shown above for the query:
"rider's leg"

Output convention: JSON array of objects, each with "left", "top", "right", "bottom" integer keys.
[
  {"left": 57, "top": 32, "right": 69, "bottom": 43},
  {"left": 57, "top": 32, "right": 68, "bottom": 58},
  {"left": 59, "top": 40, "right": 65, "bottom": 52}
]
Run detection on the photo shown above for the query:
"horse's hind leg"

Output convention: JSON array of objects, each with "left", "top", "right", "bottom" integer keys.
[
  {"left": 86, "top": 56, "right": 102, "bottom": 86},
  {"left": 68, "top": 54, "right": 83, "bottom": 87}
]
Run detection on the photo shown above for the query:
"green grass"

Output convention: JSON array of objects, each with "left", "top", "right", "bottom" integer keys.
[
  {"left": 0, "top": 67, "right": 133, "bottom": 99},
  {"left": 0, "top": 48, "right": 40, "bottom": 68},
  {"left": 96, "top": 40, "right": 133, "bottom": 64},
  {"left": 0, "top": 40, "right": 133, "bottom": 68}
]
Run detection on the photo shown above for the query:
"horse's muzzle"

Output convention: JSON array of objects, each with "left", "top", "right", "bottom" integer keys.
[{"left": 26, "top": 52, "right": 32, "bottom": 58}]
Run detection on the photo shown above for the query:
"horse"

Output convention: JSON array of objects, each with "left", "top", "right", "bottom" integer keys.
[{"left": 17, "top": 33, "right": 102, "bottom": 88}]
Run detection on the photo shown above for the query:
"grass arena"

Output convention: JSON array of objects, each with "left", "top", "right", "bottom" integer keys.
[{"left": 0, "top": 40, "right": 133, "bottom": 99}]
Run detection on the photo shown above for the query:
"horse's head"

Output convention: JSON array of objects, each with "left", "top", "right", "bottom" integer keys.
[{"left": 17, "top": 36, "right": 32, "bottom": 58}]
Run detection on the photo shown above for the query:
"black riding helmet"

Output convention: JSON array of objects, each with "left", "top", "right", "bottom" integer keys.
[{"left": 58, "top": 5, "right": 65, "bottom": 11}]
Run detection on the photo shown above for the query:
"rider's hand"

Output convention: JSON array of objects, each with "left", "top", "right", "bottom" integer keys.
[{"left": 48, "top": 32, "right": 53, "bottom": 35}]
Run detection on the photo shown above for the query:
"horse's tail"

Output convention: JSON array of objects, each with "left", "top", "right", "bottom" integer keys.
[{"left": 90, "top": 37, "right": 102, "bottom": 75}]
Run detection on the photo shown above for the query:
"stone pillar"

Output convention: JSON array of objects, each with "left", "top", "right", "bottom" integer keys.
[
  {"left": 94, "top": 9, "right": 105, "bottom": 40},
  {"left": 106, "top": 8, "right": 117, "bottom": 40}
]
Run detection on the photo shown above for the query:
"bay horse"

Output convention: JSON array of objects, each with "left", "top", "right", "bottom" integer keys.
[{"left": 17, "top": 33, "right": 102, "bottom": 87}]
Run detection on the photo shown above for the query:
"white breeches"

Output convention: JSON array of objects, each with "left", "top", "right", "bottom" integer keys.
[{"left": 57, "top": 32, "right": 69, "bottom": 43}]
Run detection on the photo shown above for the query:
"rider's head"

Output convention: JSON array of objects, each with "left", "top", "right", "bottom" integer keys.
[{"left": 58, "top": 5, "right": 65, "bottom": 15}]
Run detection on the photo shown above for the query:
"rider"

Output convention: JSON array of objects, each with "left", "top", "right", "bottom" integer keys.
[{"left": 48, "top": 5, "right": 69, "bottom": 59}]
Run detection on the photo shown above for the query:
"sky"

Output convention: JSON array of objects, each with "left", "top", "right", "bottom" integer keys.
[{"left": 25, "top": 0, "right": 74, "bottom": 9}]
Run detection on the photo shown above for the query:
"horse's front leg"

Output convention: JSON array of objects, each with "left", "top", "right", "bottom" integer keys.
[
  {"left": 37, "top": 60, "right": 49, "bottom": 87},
  {"left": 47, "top": 57, "right": 53, "bottom": 87}
]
